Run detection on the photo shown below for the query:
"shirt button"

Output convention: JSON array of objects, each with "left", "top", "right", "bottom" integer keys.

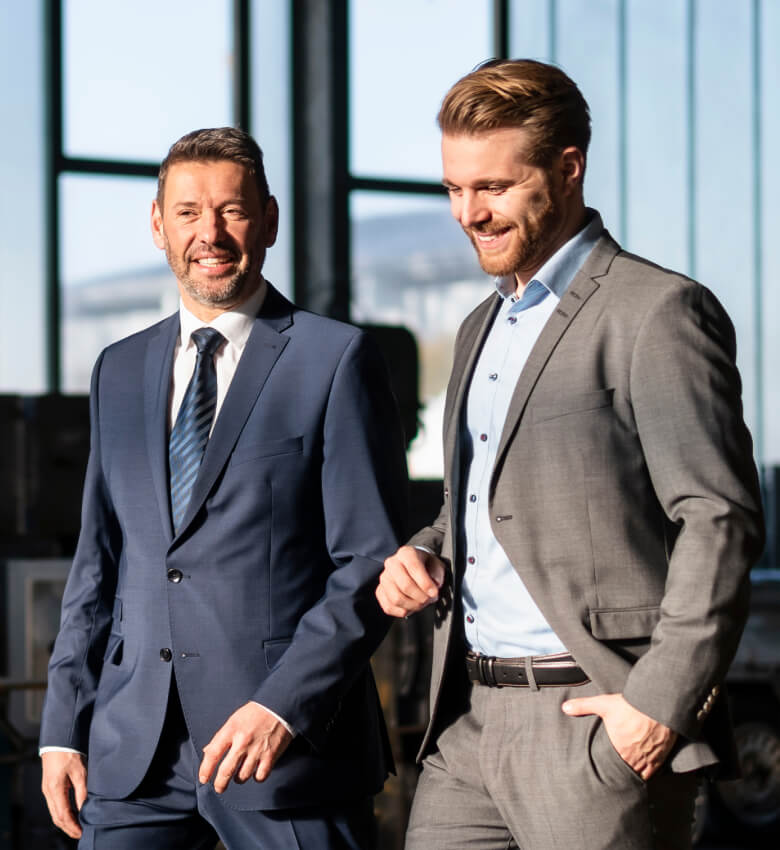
[
  {"left": 480, "top": 433, "right": 488, "bottom": 442},
  {"left": 160, "top": 648, "right": 173, "bottom": 662},
  {"left": 508, "top": 316, "right": 517, "bottom": 325},
  {"left": 466, "top": 615, "right": 475, "bottom": 624},
  {"left": 468, "top": 556, "right": 475, "bottom": 564},
  {"left": 489, "top": 373, "right": 498, "bottom": 381},
  {"left": 167, "top": 568, "right": 183, "bottom": 583},
  {"left": 469, "top": 494, "right": 477, "bottom": 502}
]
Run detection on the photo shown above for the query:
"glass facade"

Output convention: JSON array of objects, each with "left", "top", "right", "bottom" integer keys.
[{"left": 350, "top": 0, "right": 780, "bottom": 479}]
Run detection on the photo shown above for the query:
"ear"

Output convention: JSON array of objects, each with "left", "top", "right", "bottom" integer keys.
[
  {"left": 262, "top": 196, "right": 279, "bottom": 248},
  {"left": 559, "top": 146, "right": 586, "bottom": 194},
  {"left": 151, "top": 200, "right": 166, "bottom": 250}
]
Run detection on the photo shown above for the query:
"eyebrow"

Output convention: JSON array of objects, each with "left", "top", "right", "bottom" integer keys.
[{"left": 171, "top": 197, "right": 249, "bottom": 208}]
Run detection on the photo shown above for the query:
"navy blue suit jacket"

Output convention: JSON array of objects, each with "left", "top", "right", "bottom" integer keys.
[{"left": 40, "top": 284, "right": 407, "bottom": 810}]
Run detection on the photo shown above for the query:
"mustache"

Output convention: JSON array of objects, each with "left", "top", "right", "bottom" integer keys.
[
  {"left": 187, "top": 243, "right": 237, "bottom": 261},
  {"left": 467, "top": 222, "right": 512, "bottom": 235}
]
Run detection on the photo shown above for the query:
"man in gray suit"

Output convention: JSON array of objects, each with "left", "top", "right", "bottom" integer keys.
[{"left": 377, "top": 59, "right": 764, "bottom": 849}]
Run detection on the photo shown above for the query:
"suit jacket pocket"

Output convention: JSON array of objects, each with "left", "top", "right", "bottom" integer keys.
[
  {"left": 231, "top": 436, "right": 303, "bottom": 466},
  {"left": 530, "top": 388, "right": 614, "bottom": 424},
  {"left": 263, "top": 638, "right": 293, "bottom": 670},
  {"left": 589, "top": 605, "right": 661, "bottom": 639}
]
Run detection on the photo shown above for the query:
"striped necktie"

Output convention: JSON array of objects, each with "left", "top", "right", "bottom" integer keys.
[{"left": 169, "top": 327, "right": 225, "bottom": 533}]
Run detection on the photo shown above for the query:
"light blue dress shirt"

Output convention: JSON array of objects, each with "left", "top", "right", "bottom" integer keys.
[{"left": 459, "top": 210, "right": 603, "bottom": 658}]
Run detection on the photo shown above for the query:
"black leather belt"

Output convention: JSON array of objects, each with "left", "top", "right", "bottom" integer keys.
[{"left": 465, "top": 650, "right": 590, "bottom": 688}]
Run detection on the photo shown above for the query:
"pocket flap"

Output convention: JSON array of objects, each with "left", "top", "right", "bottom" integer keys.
[
  {"left": 531, "top": 388, "right": 614, "bottom": 424},
  {"left": 263, "top": 638, "right": 292, "bottom": 669},
  {"left": 589, "top": 605, "right": 661, "bottom": 639},
  {"left": 231, "top": 436, "right": 303, "bottom": 465}
]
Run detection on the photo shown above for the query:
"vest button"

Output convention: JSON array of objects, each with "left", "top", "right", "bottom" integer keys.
[
  {"left": 160, "top": 648, "right": 173, "bottom": 662},
  {"left": 167, "top": 568, "right": 183, "bottom": 583}
]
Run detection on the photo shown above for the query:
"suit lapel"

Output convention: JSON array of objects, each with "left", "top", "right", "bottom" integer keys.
[
  {"left": 173, "top": 285, "right": 293, "bottom": 540},
  {"left": 493, "top": 233, "right": 620, "bottom": 475},
  {"left": 443, "top": 294, "right": 501, "bottom": 494},
  {"left": 144, "top": 314, "right": 179, "bottom": 543}
]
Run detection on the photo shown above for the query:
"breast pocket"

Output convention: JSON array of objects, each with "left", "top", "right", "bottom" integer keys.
[
  {"left": 530, "top": 388, "right": 614, "bottom": 424},
  {"left": 230, "top": 436, "right": 304, "bottom": 466}
]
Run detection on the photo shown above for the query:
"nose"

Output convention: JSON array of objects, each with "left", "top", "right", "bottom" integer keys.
[
  {"left": 197, "top": 208, "right": 225, "bottom": 243},
  {"left": 456, "top": 191, "right": 490, "bottom": 229}
]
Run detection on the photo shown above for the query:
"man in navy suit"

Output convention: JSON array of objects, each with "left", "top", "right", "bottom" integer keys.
[{"left": 40, "top": 127, "right": 407, "bottom": 849}]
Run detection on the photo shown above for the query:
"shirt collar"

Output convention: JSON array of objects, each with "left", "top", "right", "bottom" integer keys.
[
  {"left": 495, "top": 208, "right": 603, "bottom": 304},
  {"left": 178, "top": 277, "right": 267, "bottom": 351}
]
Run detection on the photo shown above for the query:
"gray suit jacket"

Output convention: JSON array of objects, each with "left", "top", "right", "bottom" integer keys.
[{"left": 411, "top": 228, "right": 765, "bottom": 776}]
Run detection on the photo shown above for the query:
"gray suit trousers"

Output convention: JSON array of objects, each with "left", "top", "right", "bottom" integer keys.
[{"left": 406, "top": 679, "right": 698, "bottom": 850}]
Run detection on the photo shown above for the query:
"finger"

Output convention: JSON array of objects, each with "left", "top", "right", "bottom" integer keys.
[
  {"left": 561, "top": 696, "right": 601, "bottom": 717},
  {"left": 379, "top": 561, "right": 435, "bottom": 609},
  {"left": 428, "top": 557, "right": 446, "bottom": 588},
  {"left": 213, "top": 745, "right": 246, "bottom": 794},
  {"left": 236, "top": 753, "right": 258, "bottom": 783},
  {"left": 72, "top": 765, "right": 88, "bottom": 811},
  {"left": 199, "top": 734, "right": 230, "bottom": 784},
  {"left": 255, "top": 754, "right": 273, "bottom": 783},
  {"left": 376, "top": 584, "right": 419, "bottom": 618},
  {"left": 397, "top": 548, "right": 443, "bottom": 597},
  {"left": 45, "top": 786, "right": 82, "bottom": 839}
]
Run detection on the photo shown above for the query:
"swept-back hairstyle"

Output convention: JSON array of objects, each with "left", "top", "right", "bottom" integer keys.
[
  {"left": 157, "top": 127, "right": 270, "bottom": 207},
  {"left": 438, "top": 59, "right": 591, "bottom": 169}
]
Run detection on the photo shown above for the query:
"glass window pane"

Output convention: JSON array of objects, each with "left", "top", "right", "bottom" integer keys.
[
  {"left": 60, "top": 175, "right": 174, "bottom": 392},
  {"left": 64, "top": 0, "right": 233, "bottom": 162},
  {"left": 694, "top": 0, "right": 757, "bottom": 435},
  {"left": 0, "top": 0, "right": 46, "bottom": 392},
  {"left": 351, "top": 192, "right": 488, "bottom": 478},
  {"left": 510, "top": 0, "right": 553, "bottom": 60},
  {"left": 251, "top": 0, "right": 292, "bottom": 298},
  {"left": 554, "top": 0, "right": 621, "bottom": 238},
  {"left": 350, "top": 0, "right": 493, "bottom": 181},
  {"left": 626, "top": 0, "right": 688, "bottom": 272},
  {"left": 762, "top": 0, "right": 780, "bottom": 466}
]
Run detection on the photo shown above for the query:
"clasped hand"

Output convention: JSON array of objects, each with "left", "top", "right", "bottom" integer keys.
[{"left": 376, "top": 545, "right": 446, "bottom": 618}]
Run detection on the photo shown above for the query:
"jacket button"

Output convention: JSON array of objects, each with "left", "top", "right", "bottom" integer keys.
[
  {"left": 167, "top": 568, "right": 183, "bottom": 583},
  {"left": 160, "top": 648, "right": 173, "bottom": 662}
]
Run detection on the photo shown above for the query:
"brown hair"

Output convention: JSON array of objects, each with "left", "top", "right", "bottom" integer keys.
[
  {"left": 157, "top": 127, "right": 270, "bottom": 207},
  {"left": 438, "top": 59, "right": 591, "bottom": 168}
]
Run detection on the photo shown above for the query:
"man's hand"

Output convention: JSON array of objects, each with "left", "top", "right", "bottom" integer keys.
[
  {"left": 41, "top": 750, "right": 87, "bottom": 839},
  {"left": 562, "top": 692, "right": 677, "bottom": 780},
  {"left": 199, "top": 702, "right": 292, "bottom": 794},
  {"left": 376, "top": 545, "right": 446, "bottom": 618}
]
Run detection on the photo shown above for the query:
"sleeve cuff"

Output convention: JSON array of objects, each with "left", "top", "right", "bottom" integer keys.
[
  {"left": 39, "top": 746, "right": 85, "bottom": 757},
  {"left": 251, "top": 702, "right": 297, "bottom": 737}
]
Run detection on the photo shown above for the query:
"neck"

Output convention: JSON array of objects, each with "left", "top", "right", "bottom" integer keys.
[
  {"left": 514, "top": 201, "right": 587, "bottom": 293},
  {"left": 179, "top": 277, "right": 262, "bottom": 322}
]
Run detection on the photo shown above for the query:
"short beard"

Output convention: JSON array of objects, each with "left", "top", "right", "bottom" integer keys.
[
  {"left": 164, "top": 241, "right": 255, "bottom": 309},
  {"left": 468, "top": 187, "right": 559, "bottom": 278}
]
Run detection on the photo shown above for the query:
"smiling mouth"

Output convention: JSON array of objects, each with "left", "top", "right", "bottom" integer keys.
[
  {"left": 194, "top": 256, "right": 232, "bottom": 265},
  {"left": 472, "top": 227, "right": 512, "bottom": 247}
]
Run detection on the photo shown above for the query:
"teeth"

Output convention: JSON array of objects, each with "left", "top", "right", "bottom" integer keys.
[
  {"left": 196, "top": 258, "right": 229, "bottom": 267},
  {"left": 476, "top": 230, "right": 507, "bottom": 243}
]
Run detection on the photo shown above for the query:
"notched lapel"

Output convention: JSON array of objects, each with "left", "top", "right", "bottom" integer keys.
[
  {"left": 144, "top": 316, "right": 179, "bottom": 543},
  {"left": 173, "top": 289, "right": 293, "bottom": 539},
  {"left": 493, "top": 233, "right": 620, "bottom": 471}
]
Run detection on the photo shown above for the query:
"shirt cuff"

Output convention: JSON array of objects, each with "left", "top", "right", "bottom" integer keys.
[
  {"left": 251, "top": 702, "right": 297, "bottom": 737},
  {"left": 39, "top": 746, "right": 85, "bottom": 757}
]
